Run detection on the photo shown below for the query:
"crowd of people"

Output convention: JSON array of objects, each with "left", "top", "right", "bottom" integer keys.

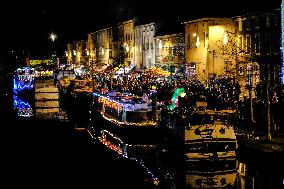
[{"left": 79, "top": 71, "right": 284, "bottom": 135}]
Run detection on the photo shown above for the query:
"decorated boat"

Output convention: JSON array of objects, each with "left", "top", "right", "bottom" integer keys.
[{"left": 89, "top": 91, "right": 165, "bottom": 157}]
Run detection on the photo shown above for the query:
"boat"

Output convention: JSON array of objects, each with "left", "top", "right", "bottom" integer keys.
[
  {"left": 89, "top": 91, "right": 166, "bottom": 158},
  {"left": 88, "top": 90, "right": 164, "bottom": 186},
  {"left": 185, "top": 107, "right": 238, "bottom": 161}
]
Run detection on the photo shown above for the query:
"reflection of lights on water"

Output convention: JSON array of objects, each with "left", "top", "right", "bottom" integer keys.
[
  {"left": 129, "top": 157, "right": 159, "bottom": 185},
  {"left": 13, "top": 96, "right": 33, "bottom": 117},
  {"left": 96, "top": 128, "right": 159, "bottom": 185},
  {"left": 13, "top": 79, "right": 34, "bottom": 91}
]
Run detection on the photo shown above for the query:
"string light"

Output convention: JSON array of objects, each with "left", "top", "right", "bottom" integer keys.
[
  {"left": 13, "top": 79, "right": 34, "bottom": 91},
  {"left": 93, "top": 92, "right": 158, "bottom": 126},
  {"left": 95, "top": 128, "right": 159, "bottom": 185},
  {"left": 91, "top": 92, "right": 160, "bottom": 185},
  {"left": 13, "top": 96, "right": 33, "bottom": 117}
]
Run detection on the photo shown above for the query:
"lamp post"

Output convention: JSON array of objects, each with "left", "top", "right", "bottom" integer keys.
[{"left": 49, "top": 32, "right": 57, "bottom": 67}]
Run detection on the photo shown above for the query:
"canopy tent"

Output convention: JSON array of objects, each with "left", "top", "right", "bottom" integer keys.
[
  {"left": 115, "top": 64, "right": 135, "bottom": 75},
  {"left": 144, "top": 67, "right": 171, "bottom": 77}
]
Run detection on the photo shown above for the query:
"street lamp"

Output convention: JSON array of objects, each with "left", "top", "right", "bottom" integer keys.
[
  {"left": 49, "top": 33, "right": 57, "bottom": 67},
  {"left": 50, "top": 33, "right": 57, "bottom": 42}
]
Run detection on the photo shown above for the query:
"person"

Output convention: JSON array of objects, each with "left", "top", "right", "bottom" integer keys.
[{"left": 235, "top": 82, "right": 240, "bottom": 101}]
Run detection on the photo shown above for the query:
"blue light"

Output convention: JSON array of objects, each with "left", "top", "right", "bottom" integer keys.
[
  {"left": 13, "top": 96, "right": 31, "bottom": 109},
  {"left": 13, "top": 96, "right": 33, "bottom": 117},
  {"left": 13, "top": 79, "right": 34, "bottom": 91}
]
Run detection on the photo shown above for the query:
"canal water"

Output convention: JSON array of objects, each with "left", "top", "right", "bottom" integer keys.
[{"left": 10, "top": 79, "right": 284, "bottom": 189}]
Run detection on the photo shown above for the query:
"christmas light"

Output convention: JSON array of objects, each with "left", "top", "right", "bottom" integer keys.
[
  {"left": 13, "top": 79, "right": 34, "bottom": 91},
  {"left": 13, "top": 96, "right": 33, "bottom": 117}
]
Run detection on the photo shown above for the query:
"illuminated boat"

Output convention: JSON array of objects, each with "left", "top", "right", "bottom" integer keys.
[
  {"left": 185, "top": 109, "right": 238, "bottom": 161},
  {"left": 90, "top": 91, "right": 165, "bottom": 158}
]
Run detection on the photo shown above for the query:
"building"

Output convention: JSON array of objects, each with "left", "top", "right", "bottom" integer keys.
[
  {"left": 134, "top": 23, "right": 156, "bottom": 68},
  {"left": 66, "top": 43, "right": 74, "bottom": 65},
  {"left": 66, "top": 40, "right": 87, "bottom": 68},
  {"left": 234, "top": 8, "right": 281, "bottom": 96},
  {"left": 183, "top": 18, "right": 236, "bottom": 82},
  {"left": 86, "top": 33, "right": 96, "bottom": 68},
  {"left": 92, "top": 27, "right": 114, "bottom": 68},
  {"left": 117, "top": 20, "right": 135, "bottom": 67}
]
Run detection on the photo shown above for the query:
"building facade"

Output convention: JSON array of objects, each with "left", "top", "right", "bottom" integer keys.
[
  {"left": 184, "top": 18, "right": 236, "bottom": 82},
  {"left": 154, "top": 33, "right": 184, "bottom": 69},
  {"left": 66, "top": 43, "right": 74, "bottom": 65},
  {"left": 117, "top": 20, "right": 135, "bottom": 67},
  {"left": 134, "top": 23, "right": 156, "bottom": 68},
  {"left": 92, "top": 27, "right": 114, "bottom": 68},
  {"left": 66, "top": 40, "right": 88, "bottom": 68},
  {"left": 86, "top": 33, "right": 96, "bottom": 68},
  {"left": 234, "top": 8, "right": 281, "bottom": 96}
]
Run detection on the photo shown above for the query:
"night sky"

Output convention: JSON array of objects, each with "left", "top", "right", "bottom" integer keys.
[{"left": 0, "top": 0, "right": 281, "bottom": 59}]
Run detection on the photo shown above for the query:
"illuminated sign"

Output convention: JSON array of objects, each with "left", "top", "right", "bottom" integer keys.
[{"left": 29, "top": 59, "right": 54, "bottom": 66}]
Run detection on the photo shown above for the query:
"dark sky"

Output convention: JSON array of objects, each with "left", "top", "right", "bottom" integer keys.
[{"left": 0, "top": 0, "right": 281, "bottom": 58}]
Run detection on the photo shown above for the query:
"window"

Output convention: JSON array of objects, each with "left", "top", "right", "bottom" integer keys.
[
  {"left": 146, "top": 42, "right": 149, "bottom": 50},
  {"left": 187, "top": 33, "right": 190, "bottom": 49},
  {"left": 272, "top": 30, "right": 279, "bottom": 55},
  {"left": 192, "top": 34, "right": 197, "bottom": 48},
  {"left": 247, "top": 19, "right": 251, "bottom": 30},
  {"left": 254, "top": 16, "right": 260, "bottom": 29},
  {"left": 204, "top": 32, "right": 206, "bottom": 47},
  {"left": 253, "top": 64, "right": 259, "bottom": 75},
  {"left": 264, "top": 32, "right": 272, "bottom": 55},
  {"left": 109, "top": 29, "right": 112, "bottom": 37},
  {"left": 224, "top": 61, "right": 232, "bottom": 74},
  {"left": 273, "top": 14, "right": 278, "bottom": 27},
  {"left": 238, "top": 18, "right": 243, "bottom": 32},
  {"left": 266, "top": 15, "right": 270, "bottom": 28},
  {"left": 142, "top": 36, "right": 145, "bottom": 50},
  {"left": 239, "top": 66, "right": 244, "bottom": 75},
  {"left": 238, "top": 35, "right": 243, "bottom": 53},
  {"left": 255, "top": 33, "right": 260, "bottom": 55},
  {"left": 246, "top": 34, "right": 251, "bottom": 54}
]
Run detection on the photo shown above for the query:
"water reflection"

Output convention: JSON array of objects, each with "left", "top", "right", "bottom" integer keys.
[
  {"left": 13, "top": 95, "right": 34, "bottom": 117},
  {"left": 185, "top": 159, "right": 237, "bottom": 188},
  {"left": 12, "top": 67, "right": 35, "bottom": 117},
  {"left": 235, "top": 161, "right": 284, "bottom": 189},
  {"left": 184, "top": 158, "right": 284, "bottom": 189}
]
